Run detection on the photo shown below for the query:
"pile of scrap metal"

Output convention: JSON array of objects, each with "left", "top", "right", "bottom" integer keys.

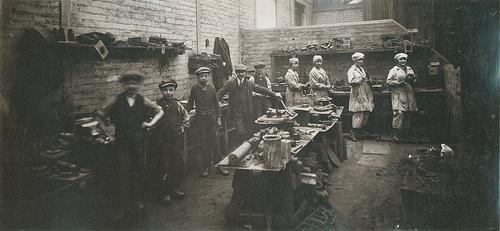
[
  {"left": 381, "top": 33, "right": 414, "bottom": 50},
  {"left": 399, "top": 144, "right": 458, "bottom": 229},
  {"left": 276, "top": 37, "right": 352, "bottom": 53},
  {"left": 299, "top": 151, "right": 333, "bottom": 208}
]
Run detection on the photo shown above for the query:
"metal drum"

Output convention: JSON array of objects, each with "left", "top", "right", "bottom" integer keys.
[{"left": 263, "top": 134, "right": 282, "bottom": 169}]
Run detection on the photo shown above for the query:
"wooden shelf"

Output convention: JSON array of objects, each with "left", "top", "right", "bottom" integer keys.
[
  {"left": 271, "top": 48, "right": 397, "bottom": 57},
  {"left": 55, "top": 41, "right": 183, "bottom": 62},
  {"left": 57, "top": 41, "right": 173, "bottom": 50},
  {"left": 270, "top": 45, "right": 430, "bottom": 57}
]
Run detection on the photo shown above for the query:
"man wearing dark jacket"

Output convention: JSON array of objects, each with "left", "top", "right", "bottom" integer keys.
[{"left": 217, "top": 64, "right": 282, "bottom": 143}]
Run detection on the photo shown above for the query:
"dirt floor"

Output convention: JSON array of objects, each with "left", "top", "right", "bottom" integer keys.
[{"left": 95, "top": 138, "right": 440, "bottom": 230}]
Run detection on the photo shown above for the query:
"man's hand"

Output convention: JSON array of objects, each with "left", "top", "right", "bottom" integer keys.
[
  {"left": 275, "top": 93, "right": 283, "bottom": 99},
  {"left": 217, "top": 117, "right": 222, "bottom": 126},
  {"left": 105, "top": 135, "right": 116, "bottom": 144},
  {"left": 141, "top": 122, "right": 153, "bottom": 129}
]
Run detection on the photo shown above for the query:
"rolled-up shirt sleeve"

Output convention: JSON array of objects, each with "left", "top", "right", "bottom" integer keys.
[
  {"left": 144, "top": 97, "right": 162, "bottom": 114},
  {"left": 95, "top": 96, "right": 117, "bottom": 119}
]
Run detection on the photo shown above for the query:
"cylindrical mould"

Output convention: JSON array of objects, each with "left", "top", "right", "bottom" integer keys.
[
  {"left": 263, "top": 134, "right": 282, "bottom": 169},
  {"left": 281, "top": 138, "right": 292, "bottom": 160},
  {"left": 228, "top": 141, "right": 252, "bottom": 165}
]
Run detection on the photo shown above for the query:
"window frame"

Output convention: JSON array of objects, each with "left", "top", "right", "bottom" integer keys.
[{"left": 312, "top": 0, "right": 362, "bottom": 12}]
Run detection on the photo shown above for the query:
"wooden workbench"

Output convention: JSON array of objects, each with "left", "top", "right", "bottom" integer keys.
[{"left": 218, "top": 106, "right": 344, "bottom": 229}]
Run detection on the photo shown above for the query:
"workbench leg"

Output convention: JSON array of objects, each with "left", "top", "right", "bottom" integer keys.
[
  {"left": 183, "top": 131, "right": 188, "bottom": 174},
  {"left": 334, "top": 121, "right": 345, "bottom": 161},
  {"left": 223, "top": 115, "right": 229, "bottom": 156}
]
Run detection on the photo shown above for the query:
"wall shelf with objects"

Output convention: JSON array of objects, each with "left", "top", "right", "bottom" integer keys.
[
  {"left": 270, "top": 47, "right": 400, "bottom": 57},
  {"left": 269, "top": 45, "right": 435, "bottom": 88},
  {"left": 55, "top": 41, "right": 187, "bottom": 61}
]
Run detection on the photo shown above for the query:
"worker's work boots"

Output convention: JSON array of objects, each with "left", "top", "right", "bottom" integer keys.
[
  {"left": 350, "top": 128, "right": 357, "bottom": 142},
  {"left": 360, "top": 128, "right": 370, "bottom": 136},
  {"left": 392, "top": 129, "right": 400, "bottom": 143},
  {"left": 217, "top": 167, "right": 229, "bottom": 176}
]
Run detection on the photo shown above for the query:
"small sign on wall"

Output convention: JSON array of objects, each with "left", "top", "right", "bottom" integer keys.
[{"left": 428, "top": 61, "right": 440, "bottom": 76}]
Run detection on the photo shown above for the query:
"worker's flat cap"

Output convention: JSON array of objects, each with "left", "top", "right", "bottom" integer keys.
[
  {"left": 120, "top": 71, "right": 145, "bottom": 83},
  {"left": 234, "top": 64, "right": 247, "bottom": 71},
  {"left": 158, "top": 78, "right": 178, "bottom": 89},
  {"left": 195, "top": 66, "right": 211, "bottom": 75},
  {"left": 254, "top": 62, "right": 265, "bottom": 68}
]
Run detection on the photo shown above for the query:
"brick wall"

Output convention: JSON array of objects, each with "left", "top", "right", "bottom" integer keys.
[
  {"left": 1, "top": 0, "right": 263, "bottom": 113},
  {"left": 276, "top": 0, "right": 292, "bottom": 28},
  {"left": 313, "top": 7, "right": 364, "bottom": 24},
  {"left": 241, "top": 19, "right": 409, "bottom": 82}
]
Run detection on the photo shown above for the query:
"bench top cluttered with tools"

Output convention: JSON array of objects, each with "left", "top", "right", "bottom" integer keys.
[{"left": 217, "top": 98, "right": 343, "bottom": 172}]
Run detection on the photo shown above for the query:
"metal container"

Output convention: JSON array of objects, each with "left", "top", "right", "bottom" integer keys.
[
  {"left": 293, "top": 107, "right": 311, "bottom": 126},
  {"left": 263, "top": 134, "right": 282, "bottom": 169},
  {"left": 281, "top": 138, "right": 292, "bottom": 160}
]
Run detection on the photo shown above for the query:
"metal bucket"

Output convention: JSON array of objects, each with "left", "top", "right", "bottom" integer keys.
[{"left": 263, "top": 134, "right": 282, "bottom": 169}]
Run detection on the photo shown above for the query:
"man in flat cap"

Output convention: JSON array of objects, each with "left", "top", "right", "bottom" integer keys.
[
  {"left": 95, "top": 71, "right": 164, "bottom": 222},
  {"left": 186, "top": 67, "right": 229, "bottom": 178},
  {"left": 219, "top": 64, "right": 281, "bottom": 218},
  {"left": 148, "top": 78, "right": 190, "bottom": 206},
  {"left": 217, "top": 64, "right": 282, "bottom": 143},
  {"left": 248, "top": 62, "right": 272, "bottom": 119}
]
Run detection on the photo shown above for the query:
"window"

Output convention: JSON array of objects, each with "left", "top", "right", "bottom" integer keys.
[
  {"left": 313, "top": 0, "right": 363, "bottom": 12},
  {"left": 256, "top": 0, "right": 277, "bottom": 28},
  {"left": 295, "top": 1, "right": 306, "bottom": 26}
]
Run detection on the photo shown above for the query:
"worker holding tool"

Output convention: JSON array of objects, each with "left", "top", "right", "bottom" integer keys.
[
  {"left": 387, "top": 53, "right": 418, "bottom": 142},
  {"left": 249, "top": 62, "right": 273, "bottom": 118},
  {"left": 217, "top": 64, "right": 283, "bottom": 144},
  {"left": 347, "top": 52, "right": 374, "bottom": 142}
]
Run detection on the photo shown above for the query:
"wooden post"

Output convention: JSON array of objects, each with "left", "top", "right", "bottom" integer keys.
[
  {"left": 222, "top": 109, "right": 229, "bottom": 155},
  {"left": 334, "top": 121, "right": 344, "bottom": 161},
  {"left": 443, "top": 64, "right": 464, "bottom": 158},
  {"left": 183, "top": 130, "right": 188, "bottom": 173}
]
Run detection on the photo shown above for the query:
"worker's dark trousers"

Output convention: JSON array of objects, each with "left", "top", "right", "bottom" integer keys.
[
  {"left": 148, "top": 133, "right": 183, "bottom": 198},
  {"left": 253, "top": 96, "right": 271, "bottom": 119},
  {"left": 232, "top": 110, "right": 255, "bottom": 143},
  {"left": 196, "top": 112, "right": 223, "bottom": 169},
  {"left": 114, "top": 136, "right": 147, "bottom": 211}
]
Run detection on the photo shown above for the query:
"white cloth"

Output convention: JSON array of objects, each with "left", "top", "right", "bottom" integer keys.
[
  {"left": 394, "top": 53, "right": 408, "bottom": 60},
  {"left": 313, "top": 55, "right": 322, "bottom": 63},
  {"left": 351, "top": 52, "right": 365, "bottom": 61}
]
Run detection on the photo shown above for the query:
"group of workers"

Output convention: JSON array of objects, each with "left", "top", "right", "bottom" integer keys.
[
  {"left": 282, "top": 52, "right": 417, "bottom": 142},
  {"left": 93, "top": 51, "right": 418, "bottom": 224},
  {"left": 346, "top": 52, "right": 418, "bottom": 142}
]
